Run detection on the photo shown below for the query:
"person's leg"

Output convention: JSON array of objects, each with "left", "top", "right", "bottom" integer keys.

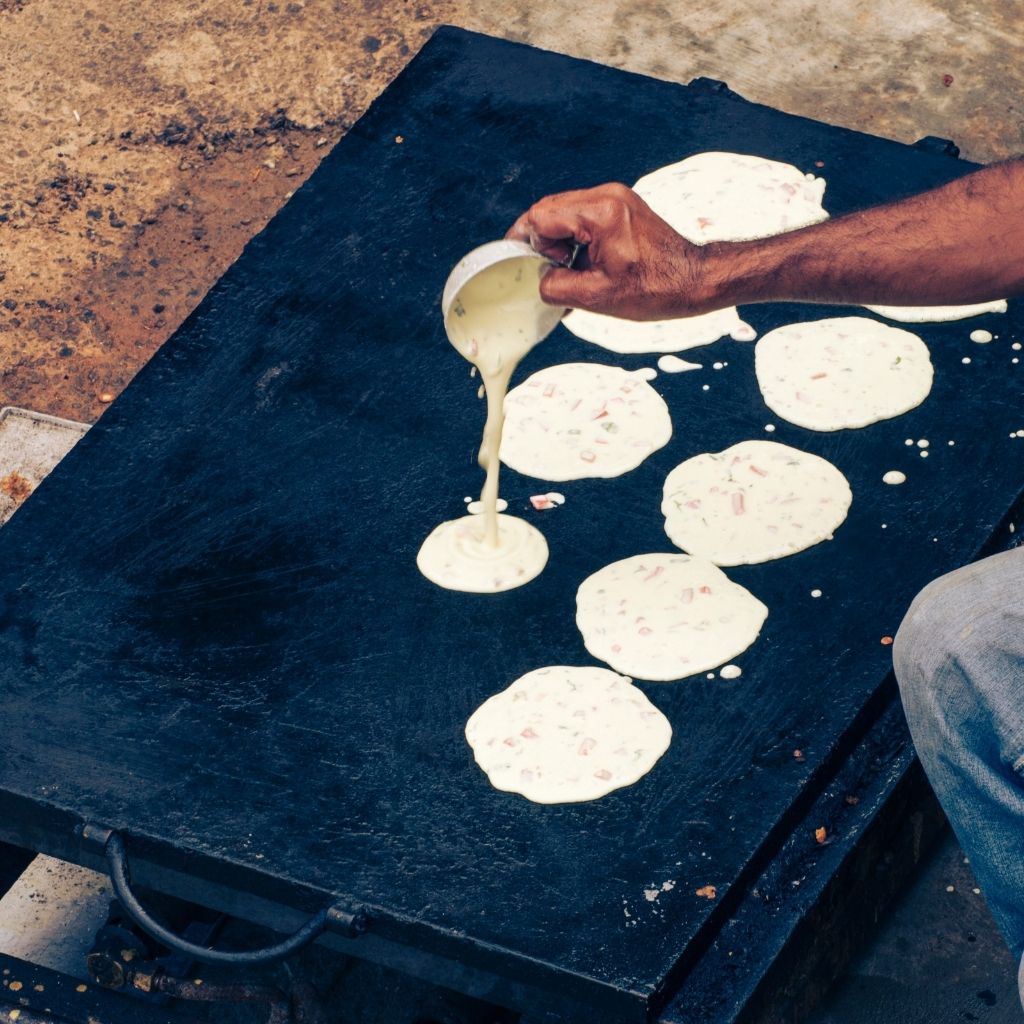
[
  {"left": 1018, "top": 950, "right": 1023, "bottom": 1011},
  {"left": 892, "top": 545, "right": 1024, "bottom": 968}
]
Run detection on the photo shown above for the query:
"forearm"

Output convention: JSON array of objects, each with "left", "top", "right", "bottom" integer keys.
[{"left": 698, "top": 158, "right": 1024, "bottom": 311}]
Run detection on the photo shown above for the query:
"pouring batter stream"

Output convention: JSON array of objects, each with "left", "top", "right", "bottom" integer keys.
[{"left": 417, "top": 247, "right": 561, "bottom": 593}]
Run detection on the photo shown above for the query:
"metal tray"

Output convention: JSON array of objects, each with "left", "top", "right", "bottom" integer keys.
[{"left": 0, "top": 407, "right": 89, "bottom": 526}]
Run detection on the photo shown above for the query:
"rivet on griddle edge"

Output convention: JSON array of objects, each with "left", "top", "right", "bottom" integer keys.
[
  {"left": 325, "top": 905, "right": 369, "bottom": 938},
  {"left": 78, "top": 823, "right": 114, "bottom": 853}
]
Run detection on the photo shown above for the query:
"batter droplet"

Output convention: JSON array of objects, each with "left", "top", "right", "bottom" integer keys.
[{"left": 657, "top": 355, "right": 703, "bottom": 373}]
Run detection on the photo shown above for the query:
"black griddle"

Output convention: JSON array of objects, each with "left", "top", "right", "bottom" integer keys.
[{"left": 0, "top": 27, "right": 1021, "bottom": 1024}]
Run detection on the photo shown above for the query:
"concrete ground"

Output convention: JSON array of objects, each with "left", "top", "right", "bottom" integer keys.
[
  {"left": 811, "top": 831, "right": 1021, "bottom": 1024},
  {"left": 1, "top": 0, "right": 1023, "bottom": 1020}
]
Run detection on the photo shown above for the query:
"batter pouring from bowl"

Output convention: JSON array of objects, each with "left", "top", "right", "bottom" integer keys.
[{"left": 417, "top": 242, "right": 561, "bottom": 593}]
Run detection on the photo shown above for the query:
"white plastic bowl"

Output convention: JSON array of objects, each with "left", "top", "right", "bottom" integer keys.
[{"left": 441, "top": 239, "right": 565, "bottom": 348}]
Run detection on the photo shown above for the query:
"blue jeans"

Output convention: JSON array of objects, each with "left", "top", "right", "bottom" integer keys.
[{"left": 893, "top": 545, "right": 1024, "bottom": 1008}]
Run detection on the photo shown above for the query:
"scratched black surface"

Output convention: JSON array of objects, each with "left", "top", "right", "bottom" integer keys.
[{"left": 0, "top": 27, "right": 1021, "bottom": 1022}]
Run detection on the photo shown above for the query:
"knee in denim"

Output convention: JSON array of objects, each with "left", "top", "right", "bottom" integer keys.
[
  {"left": 895, "top": 559, "right": 1019, "bottom": 753},
  {"left": 893, "top": 571, "right": 961, "bottom": 693}
]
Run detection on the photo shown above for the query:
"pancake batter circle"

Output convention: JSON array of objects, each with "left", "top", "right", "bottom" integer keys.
[
  {"left": 661, "top": 440, "right": 852, "bottom": 565},
  {"left": 465, "top": 665, "right": 672, "bottom": 804},
  {"left": 565, "top": 151, "right": 828, "bottom": 354},
  {"left": 576, "top": 553, "right": 768, "bottom": 682},
  {"left": 864, "top": 299, "right": 1007, "bottom": 323},
  {"left": 562, "top": 307, "right": 753, "bottom": 355},
  {"left": 755, "top": 317, "right": 933, "bottom": 431},
  {"left": 633, "top": 151, "right": 829, "bottom": 243},
  {"left": 416, "top": 513, "right": 548, "bottom": 593},
  {"left": 500, "top": 362, "right": 672, "bottom": 481}
]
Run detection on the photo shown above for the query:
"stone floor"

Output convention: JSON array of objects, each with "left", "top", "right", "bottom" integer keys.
[{"left": 1, "top": 0, "right": 1022, "bottom": 1021}]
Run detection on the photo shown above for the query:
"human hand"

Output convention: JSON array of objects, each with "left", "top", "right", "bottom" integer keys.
[{"left": 507, "top": 183, "right": 717, "bottom": 320}]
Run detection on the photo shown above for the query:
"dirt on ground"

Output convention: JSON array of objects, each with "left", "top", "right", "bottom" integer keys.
[{"left": 0, "top": 0, "right": 453, "bottom": 422}]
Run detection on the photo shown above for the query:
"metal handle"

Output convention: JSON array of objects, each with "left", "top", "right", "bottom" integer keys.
[{"left": 83, "top": 826, "right": 366, "bottom": 966}]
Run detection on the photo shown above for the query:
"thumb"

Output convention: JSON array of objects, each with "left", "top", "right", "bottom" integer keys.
[
  {"left": 506, "top": 218, "right": 576, "bottom": 266},
  {"left": 539, "top": 267, "right": 609, "bottom": 311}
]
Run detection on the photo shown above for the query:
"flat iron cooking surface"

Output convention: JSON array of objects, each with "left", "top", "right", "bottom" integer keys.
[{"left": 0, "top": 27, "right": 1020, "bottom": 1024}]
